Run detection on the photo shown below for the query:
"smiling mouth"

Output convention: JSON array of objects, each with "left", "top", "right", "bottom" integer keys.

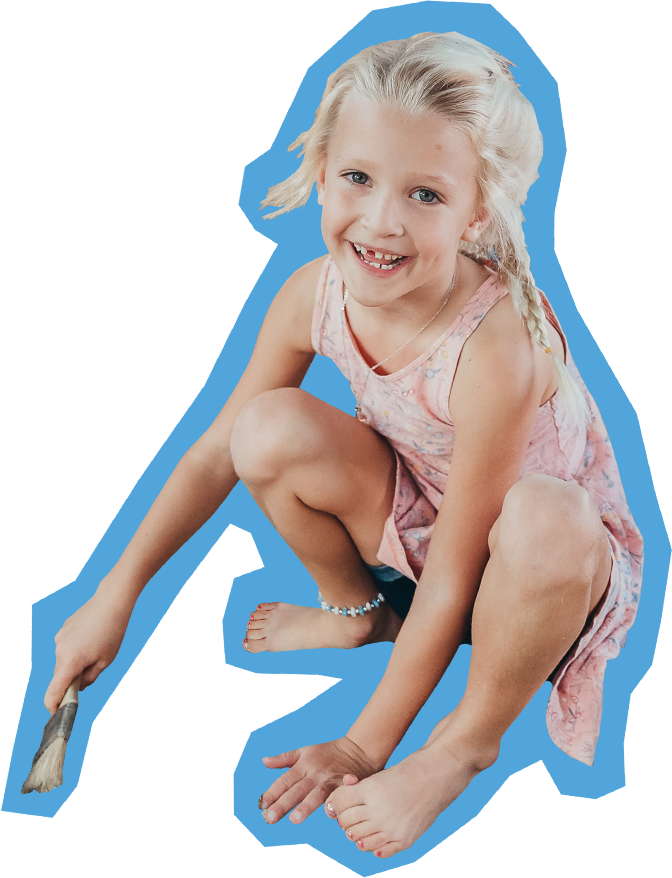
[{"left": 350, "top": 241, "right": 410, "bottom": 271}]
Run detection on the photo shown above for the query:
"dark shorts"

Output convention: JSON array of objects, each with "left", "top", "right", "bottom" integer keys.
[
  {"left": 365, "top": 562, "right": 473, "bottom": 646},
  {"left": 364, "top": 562, "right": 417, "bottom": 620}
]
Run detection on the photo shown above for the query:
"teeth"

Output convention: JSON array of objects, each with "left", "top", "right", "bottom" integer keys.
[{"left": 351, "top": 242, "right": 406, "bottom": 267}]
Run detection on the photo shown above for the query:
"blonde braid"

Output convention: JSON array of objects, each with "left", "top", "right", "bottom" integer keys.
[{"left": 478, "top": 215, "right": 591, "bottom": 429}]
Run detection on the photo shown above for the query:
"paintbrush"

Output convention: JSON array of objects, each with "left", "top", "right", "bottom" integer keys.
[{"left": 22, "top": 675, "right": 81, "bottom": 794}]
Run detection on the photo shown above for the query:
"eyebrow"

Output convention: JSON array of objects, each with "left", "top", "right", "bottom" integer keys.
[{"left": 337, "top": 159, "right": 459, "bottom": 190}]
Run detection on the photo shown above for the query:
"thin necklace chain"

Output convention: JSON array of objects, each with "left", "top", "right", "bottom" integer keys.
[{"left": 341, "top": 260, "right": 459, "bottom": 421}]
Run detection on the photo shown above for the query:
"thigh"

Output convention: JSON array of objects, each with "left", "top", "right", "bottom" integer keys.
[{"left": 232, "top": 387, "right": 398, "bottom": 565}]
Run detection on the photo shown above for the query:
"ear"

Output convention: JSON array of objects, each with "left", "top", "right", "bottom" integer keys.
[
  {"left": 461, "top": 204, "right": 492, "bottom": 243},
  {"left": 316, "top": 160, "right": 327, "bottom": 206}
]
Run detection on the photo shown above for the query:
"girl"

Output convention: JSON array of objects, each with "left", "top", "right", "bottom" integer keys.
[{"left": 45, "top": 32, "right": 642, "bottom": 857}]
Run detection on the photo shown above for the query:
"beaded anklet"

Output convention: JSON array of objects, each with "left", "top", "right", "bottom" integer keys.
[{"left": 317, "top": 589, "right": 386, "bottom": 617}]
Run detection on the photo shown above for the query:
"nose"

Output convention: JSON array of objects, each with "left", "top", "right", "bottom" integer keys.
[{"left": 360, "top": 189, "right": 404, "bottom": 239}]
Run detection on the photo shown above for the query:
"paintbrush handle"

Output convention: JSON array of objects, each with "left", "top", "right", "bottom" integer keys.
[{"left": 59, "top": 675, "right": 81, "bottom": 709}]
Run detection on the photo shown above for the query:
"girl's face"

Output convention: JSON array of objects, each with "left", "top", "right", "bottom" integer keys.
[{"left": 317, "top": 94, "right": 490, "bottom": 310}]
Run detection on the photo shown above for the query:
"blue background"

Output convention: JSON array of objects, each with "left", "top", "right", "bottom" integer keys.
[{"left": 0, "top": 0, "right": 670, "bottom": 878}]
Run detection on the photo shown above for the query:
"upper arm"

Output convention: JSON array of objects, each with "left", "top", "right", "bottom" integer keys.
[
  {"left": 449, "top": 296, "right": 544, "bottom": 494},
  {"left": 421, "top": 297, "right": 547, "bottom": 601},
  {"left": 197, "top": 255, "right": 325, "bottom": 455}
]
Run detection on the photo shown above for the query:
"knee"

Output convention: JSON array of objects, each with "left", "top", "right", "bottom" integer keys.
[
  {"left": 493, "top": 475, "right": 600, "bottom": 588},
  {"left": 230, "top": 388, "right": 319, "bottom": 484}
]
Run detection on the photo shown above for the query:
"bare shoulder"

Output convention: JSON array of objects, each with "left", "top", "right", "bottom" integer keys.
[
  {"left": 270, "top": 254, "right": 329, "bottom": 353},
  {"left": 450, "top": 292, "right": 549, "bottom": 426}
]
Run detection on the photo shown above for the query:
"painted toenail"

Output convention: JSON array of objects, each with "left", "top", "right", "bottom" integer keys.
[
  {"left": 375, "top": 851, "right": 382, "bottom": 857},
  {"left": 243, "top": 638, "right": 249, "bottom": 651},
  {"left": 324, "top": 801, "right": 336, "bottom": 819},
  {"left": 357, "top": 840, "right": 364, "bottom": 849},
  {"left": 347, "top": 830, "right": 354, "bottom": 840}
]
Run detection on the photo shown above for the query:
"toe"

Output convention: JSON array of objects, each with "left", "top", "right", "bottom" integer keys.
[
  {"left": 356, "top": 831, "right": 388, "bottom": 852},
  {"left": 327, "top": 782, "right": 365, "bottom": 817},
  {"left": 246, "top": 627, "right": 266, "bottom": 641},
  {"left": 348, "top": 820, "right": 375, "bottom": 843},
  {"left": 339, "top": 805, "right": 369, "bottom": 833},
  {"left": 375, "top": 840, "right": 407, "bottom": 858},
  {"left": 244, "top": 635, "right": 266, "bottom": 653}
]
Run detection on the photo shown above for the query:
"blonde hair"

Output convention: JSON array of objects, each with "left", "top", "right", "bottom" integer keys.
[{"left": 262, "top": 32, "right": 590, "bottom": 428}]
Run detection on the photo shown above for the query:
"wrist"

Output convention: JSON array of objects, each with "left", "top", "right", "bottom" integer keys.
[
  {"left": 343, "top": 730, "right": 393, "bottom": 773},
  {"left": 95, "top": 570, "right": 140, "bottom": 617}
]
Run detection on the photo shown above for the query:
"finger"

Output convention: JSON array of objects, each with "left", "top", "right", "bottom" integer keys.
[
  {"left": 259, "top": 760, "right": 302, "bottom": 808},
  {"left": 44, "top": 662, "right": 79, "bottom": 714},
  {"left": 343, "top": 774, "right": 360, "bottom": 785},
  {"left": 288, "top": 781, "right": 337, "bottom": 824},
  {"left": 339, "top": 805, "right": 369, "bottom": 832},
  {"left": 262, "top": 777, "right": 315, "bottom": 824},
  {"left": 374, "top": 840, "right": 406, "bottom": 858},
  {"left": 262, "top": 750, "right": 301, "bottom": 770}
]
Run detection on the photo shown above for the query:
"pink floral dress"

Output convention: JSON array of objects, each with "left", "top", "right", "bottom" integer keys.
[{"left": 311, "top": 255, "right": 643, "bottom": 766}]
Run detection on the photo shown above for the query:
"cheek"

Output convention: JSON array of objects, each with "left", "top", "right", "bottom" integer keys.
[{"left": 321, "top": 191, "right": 352, "bottom": 234}]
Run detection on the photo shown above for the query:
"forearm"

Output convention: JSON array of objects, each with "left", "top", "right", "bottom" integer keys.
[
  {"left": 97, "top": 440, "right": 238, "bottom": 611},
  {"left": 347, "top": 578, "right": 472, "bottom": 769}
]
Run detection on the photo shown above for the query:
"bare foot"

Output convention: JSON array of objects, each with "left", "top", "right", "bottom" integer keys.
[
  {"left": 326, "top": 731, "right": 498, "bottom": 858},
  {"left": 243, "top": 602, "right": 402, "bottom": 652}
]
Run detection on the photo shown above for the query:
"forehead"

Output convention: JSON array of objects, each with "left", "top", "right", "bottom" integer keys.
[{"left": 327, "top": 93, "right": 478, "bottom": 183}]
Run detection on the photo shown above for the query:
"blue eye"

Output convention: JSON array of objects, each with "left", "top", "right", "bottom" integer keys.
[
  {"left": 412, "top": 189, "right": 439, "bottom": 204},
  {"left": 345, "top": 172, "right": 369, "bottom": 185}
]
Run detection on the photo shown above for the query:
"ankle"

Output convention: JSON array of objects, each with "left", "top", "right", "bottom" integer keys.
[{"left": 429, "top": 725, "right": 500, "bottom": 774}]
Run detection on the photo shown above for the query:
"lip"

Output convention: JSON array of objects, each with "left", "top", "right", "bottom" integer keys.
[{"left": 348, "top": 241, "right": 412, "bottom": 276}]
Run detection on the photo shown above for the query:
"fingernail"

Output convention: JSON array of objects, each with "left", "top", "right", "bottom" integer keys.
[
  {"left": 289, "top": 811, "right": 301, "bottom": 824},
  {"left": 347, "top": 830, "right": 354, "bottom": 840},
  {"left": 258, "top": 795, "right": 265, "bottom": 810},
  {"left": 324, "top": 801, "right": 336, "bottom": 819},
  {"left": 265, "top": 810, "right": 276, "bottom": 824}
]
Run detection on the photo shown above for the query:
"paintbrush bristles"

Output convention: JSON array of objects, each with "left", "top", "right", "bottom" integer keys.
[
  {"left": 21, "top": 674, "right": 81, "bottom": 794},
  {"left": 21, "top": 737, "right": 66, "bottom": 793}
]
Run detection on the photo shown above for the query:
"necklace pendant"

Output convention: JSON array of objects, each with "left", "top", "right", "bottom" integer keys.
[{"left": 354, "top": 403, "right": 366, "bottom": 423}]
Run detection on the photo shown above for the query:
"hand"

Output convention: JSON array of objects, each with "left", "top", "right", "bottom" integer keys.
[
  {"left": 258, "top": 737, "right": 381, "bottom": 825},
  {"left": 44, "top": 587, "right": 133, "bottom": 714}
]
